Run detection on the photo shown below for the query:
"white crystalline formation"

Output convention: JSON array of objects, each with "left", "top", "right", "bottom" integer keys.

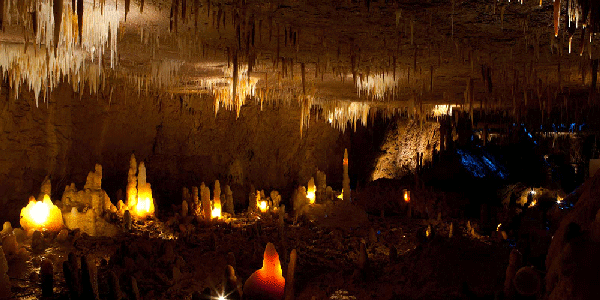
[{"left": 0, "top": 0, "right": 120, "bottom": 104}]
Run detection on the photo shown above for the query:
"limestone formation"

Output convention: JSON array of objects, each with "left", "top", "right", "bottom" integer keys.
[
  {"left": 108, "top": 270, "right": 122, "bottom": 300},
  {"left": 284, "top": 249, "right": 297, "bottom": 300},
  {"left": 316, "top": 170, "right": 326, "bottom": 203},
  {"left": 127, "top": 154, "right": 138, "bottom": 208},
  {"left": 39, "top": 175, "right": 51, "bottom": 201},
  {"left": 81, "top": 255, "right": 99, "bottom": 300},
  {"left": 182, "top": 200, "right": 188, "bottom": 217},
  {"left": 1, "top": 235, "right": 17, "bottom": 255},
  {"left": 123, "top": 210, "right": 132, "bottom": 231},
  {"left": 40, "top": 259, "right": 54, "bottom": 296},
  {"left": 504, "top": 249, "right": 522, "bottom": 297},
  {"left": 270, "top": 190, "right": 281, "bottom": 208},
  {"left": 0, "top": 248, "right": 10, "bottom": 298},
  {"left": 201, "top": 184, "right": 211, "bottom": 220},
  {"left": 343, "top": 149, "right": 350, "bottom": 201},
  {"left": 31, "top": 230, "right": 45, "bottom": 252},
  {"left": 0, "top": 222, "right": 12, "bottom": 236},
  {"left": 225, "top": 185, "right": 234, "bottom": 215}
]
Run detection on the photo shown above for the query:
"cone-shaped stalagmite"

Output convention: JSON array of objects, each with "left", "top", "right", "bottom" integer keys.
[
  {"left": 284, "top": 249, "right": 297, "bottom": 300},
  {"left": 244, "top": 243, "right": 285, "bottom": 300}
]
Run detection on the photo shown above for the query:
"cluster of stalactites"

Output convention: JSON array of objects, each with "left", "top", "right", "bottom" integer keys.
[
  {"left": 211, "top": 65, "right": 259, "bottom": 118},
  {"left": 355, "top": 72, "right": 400, "bottom": 101},
  {"left": 555, "top": 0, "right": 599, "bottom": 37},
  {"left": 319, "top": 100, "right": 370, "bottom": 133},
  {"left": 0, "top": 0, "right": 120, "bottom": 104}
]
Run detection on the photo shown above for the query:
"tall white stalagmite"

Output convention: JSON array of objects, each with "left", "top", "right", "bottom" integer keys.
[
  {"left": 126, "top": 154, "right": 138, "bottom": 208},
  {"left": 343, "top": 149, "right": 350, "bottom": 201}
]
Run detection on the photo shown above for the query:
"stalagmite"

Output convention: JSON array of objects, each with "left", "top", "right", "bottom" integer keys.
[
  {"left": 127, "top": 154, "right": 138, "bottom": 209},
  {"left": 201, "top": 184, "right": 211, "bottom": 220},
  {"left": 343, "top": 149, "right": 350, "bottom": 201},
  {"left": 0, "top": 247, "right": 10, "bottom": 298},
  {"left": 182, "top": 200, "right": 188, "bottom": 217},
  {"left": 244, "top": 243, "right": 285, "bottom": 300},
  {"left": 108, "top": 271, "right": 122, "bottom": 300},
  {"left": 41, "top": 259, "right": 54, "bottom": 297},
  {"left": 213, "top": 180, "right": 221, "bottom": 218},
  {"left": 81, "top": 255, "right": 99, "bottom": 300},
  {"left": 358, "top": 241, "right": 368, "bottom": 271},
  {"left": 192, "top": 187, "right": 199, "bottom": 214},
  {"left": 284, "top": 249, "right": 297, "bottom": 300},
  {"left": 504, "top": 249, "right": 522, "bottom": 297},
  {"left": 225, "top": 185, "right": 234, "bottom": 214},
  {"left": 123, "top": 210, "right": 132, "bottom": 231},
  {"left": 306, "top": 177, "right": 315, "bottom": 204}
]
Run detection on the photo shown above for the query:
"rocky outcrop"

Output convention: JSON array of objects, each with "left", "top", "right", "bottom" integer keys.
[
  {"left": 545, "top": 171, "right": 600, "bottom": 300},
  {"left": 372, "top": 119, "right": 440, "bottom": 180}
]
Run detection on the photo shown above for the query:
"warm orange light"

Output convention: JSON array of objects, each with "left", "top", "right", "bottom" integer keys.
[
  {"left": 133, "top": 190, "right": 155, "bottom": 218},
  {"left": 403, "top": 190, "right": 410, "bottom": 203},
  {"left": 243, "top": 243, "right": 285, "bottom": 300},
  {"left": 212, "top": 203, "right": 222, "bottom": 219},
  {"left": 259, "top": 201, "right": 268, "bottom": 213},
  {"left": 20, "top": 195, "right": 64, "bottom": 232}
]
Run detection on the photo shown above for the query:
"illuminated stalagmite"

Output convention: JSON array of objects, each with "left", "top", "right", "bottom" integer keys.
[{"left": 343, "top": 149, "right": 350, "bottom": 201}]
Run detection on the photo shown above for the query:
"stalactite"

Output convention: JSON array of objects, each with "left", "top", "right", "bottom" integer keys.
[
  {"left": 52, "top": 0, "right": 63, "bottom": 55},
  {"left": 125, "top": 0, "right": 130, "bottom": 21},
  {"left": 77, "top": 0, "right": 83, "bottom": 44},
  {"left": 554, "top": 0, "right": 561, "bottom": 37},
  {"left": 0, "top": 0, "right": 4, "bottom": 32},
  {"left": 140, "top": 0, "right": 144, "bottom": 13}
]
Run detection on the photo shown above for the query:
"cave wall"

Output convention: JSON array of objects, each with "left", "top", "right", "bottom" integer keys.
[
  {"left": 0, "top": 82, "right": 346, "bottom": 223},
  {"left": 371, "top": 119, "right": 440, "bottom": 181}
]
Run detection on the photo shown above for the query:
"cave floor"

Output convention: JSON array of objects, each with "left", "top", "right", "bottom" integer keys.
[{"left": 7, "top": 205, "right": 510, "bottom": 300}]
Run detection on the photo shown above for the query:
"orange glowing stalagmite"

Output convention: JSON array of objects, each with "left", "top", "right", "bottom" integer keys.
[
  {"left": 20, "top": 195, "right": 64, "bottom": 233},
  {"left": 243, "top": 243, "right": 285, "bottom": 300}
]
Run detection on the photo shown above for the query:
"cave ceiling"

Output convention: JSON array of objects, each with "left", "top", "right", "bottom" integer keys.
[{"left": 0, "top": 0, "right": 598, "bottom": 130}]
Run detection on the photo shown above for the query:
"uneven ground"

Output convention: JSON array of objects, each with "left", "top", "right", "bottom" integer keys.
[{"left": 5, "top": 203, "right": 511, "bottom": 300}]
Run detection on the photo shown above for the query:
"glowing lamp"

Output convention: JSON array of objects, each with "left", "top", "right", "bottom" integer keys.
[
  {"left": 212, "top": 203, "right": 222, "bottom": 219},
  {"left": 306, "top": 191, "right": 315, "bottom": 204},
  {"left": 20, "top": 195, "right": 64, "bottom": 233},
  {"left": 259, "top": 201, "right": 268, "bottom": 213},
  {"left": 243, "top": 243, "right": 285, "bottom": 300},
  {"left": 403, "top": 190, "right": 410, "bottom": 203},
  {"left": 133, "top": 191, "right": 155, "bottom": 219}
]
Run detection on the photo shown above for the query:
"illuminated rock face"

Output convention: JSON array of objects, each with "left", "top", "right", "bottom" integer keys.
[
  {"left": 20, "top": 195, "right": 64, "bottom": 233},
  {"left": 60, "top": 164, "right": 119, "bottom": 236},
  {"left": 243, "top": 243, "right": 285, "bottom": 300},
  {"left": 372, "top": 119, "right": 440, "bottom": 180}
]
